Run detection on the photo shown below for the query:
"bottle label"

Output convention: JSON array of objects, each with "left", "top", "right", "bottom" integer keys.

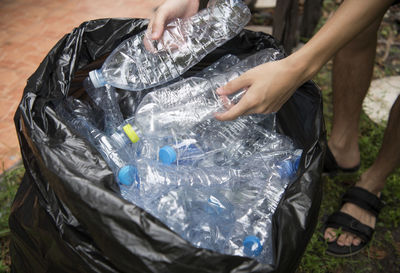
[{"left": 123, "top": 124, "right": 140, "bottom": 143}]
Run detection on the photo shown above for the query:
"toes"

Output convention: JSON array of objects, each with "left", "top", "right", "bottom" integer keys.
[
  {"left": 336, "top": 232, "right": 362, "bottom": 247},
  {"left": 324, "top": 228, "right": 338, "bottom": 242},
  {"left": 337, "top": 233, "right": 350, "bottom": 246},
  {"left": 353, "top": 237, "right": 362, "bottom": 246},
  {"left": 344, "top": 233, "right": 354, "bottom": 247}
]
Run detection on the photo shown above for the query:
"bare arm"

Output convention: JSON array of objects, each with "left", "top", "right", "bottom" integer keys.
[{"left": 216, "top": 0, "right": 394, "bottom": 120}]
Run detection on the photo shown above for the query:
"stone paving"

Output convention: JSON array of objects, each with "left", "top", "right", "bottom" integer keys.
[
  {"left": 0, "top": 0, "right": 161, "bottom": 172},
  {"left": 363, "top": 76, "right": 400, "bottom": 125}
]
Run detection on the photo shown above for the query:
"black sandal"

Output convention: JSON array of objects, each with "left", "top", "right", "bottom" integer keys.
[
  {"left": 323, "top": 186, "right": 384, "bottom": 257},
  {"left": 323, "top": 146, "right": 360, "bottom": 176}
]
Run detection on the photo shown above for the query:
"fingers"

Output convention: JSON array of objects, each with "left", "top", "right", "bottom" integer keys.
[
  {"left": 216, "top": 74, "right": 252, "bottom": 96},
  {"left": 149, "top": 9, "right": 168, "bottom": 40},
  {"left": 146, "top": 0, "right": 200, "bottom": 40},
  {"left": 216, "top": 88, "right": 265, "bottom": 121},
  {"left": 213, "top": 74, "right": 252, "bottom": 120},
  {"left": 215, "top": 100, "right": 249, "bottom": 121}
]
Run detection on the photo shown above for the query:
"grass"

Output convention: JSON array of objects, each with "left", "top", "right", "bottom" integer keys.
[
  {"left": 0, "top": 165, "right": 24, "bottom": 272},
  {"left": 296, "top": 66, "right": 400, "bottom": 272}
]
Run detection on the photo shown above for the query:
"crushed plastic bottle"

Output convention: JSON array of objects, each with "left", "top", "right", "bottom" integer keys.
[
  {"left": 159, "top": 138, "right": 205, "bottom": 166},
  {"left": 88, "top": 0, "right": 251, "bottom": 91},
  {"left": 134, "top": 49, "right": 283, "bottom": 135},
  {"left": 220, "top": 150, "right": 302, "bottom": 264},
  {"left": 183, "top": 188, "right": 236, "bottom": 251},
  {"left": 189, "top": 117, "right": 295, "bottom": 166},
  {"left": 194, "top": 54, "right": 240, "bottom": 78}
]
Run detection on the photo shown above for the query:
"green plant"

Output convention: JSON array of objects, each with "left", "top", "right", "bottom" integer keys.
[
  {"left": 0, "top": 165, "right": 24, "bottom": 233},
  {"left": 0, "top": 164, "right": 24, "bottom": 273}
]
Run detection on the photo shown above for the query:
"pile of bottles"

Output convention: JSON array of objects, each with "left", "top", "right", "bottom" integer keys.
[{"left": 57, "top": 0, "right": 302, "bottom": 265}]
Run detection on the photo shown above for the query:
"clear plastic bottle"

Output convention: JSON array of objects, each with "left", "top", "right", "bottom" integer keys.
[
  {"left": 108, "top": 117, "right": 172, "bottom": 161},
  {"left": 188, "top": 117, "right": 287, "bottom": 166},
  {"left": 182, "top": 188, "right": 236, "bottom": 251},
  {"left": 159, "top": 139, "right": 206, "bottom": 166},
  {"left": 134, "top": 49, "right": 283, "bottom": 135},
  {"left": 158, "top": 135, "right": 228, "bottom": 166},
  {"left": 217, "top": 149, "right": 303, "bottom": 263},
  {"left": 194, "top": 54, "right": 240, "bottom": 78},
  {"left": 119, "top": 158, "right": 183, "bottom": 208},
  {"left": 56, "top": 99, "right": 139, "bottom": 187},
  {"left": 88, "top": 0, "right": 251, "bottom": 91},
  {"left": 83, "top": 77, "right": 124, "bottom": 136}
]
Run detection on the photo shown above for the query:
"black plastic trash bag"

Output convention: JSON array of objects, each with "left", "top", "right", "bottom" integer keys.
[{"left": 10, "top": 18, "right": 325, "bottom": 273}]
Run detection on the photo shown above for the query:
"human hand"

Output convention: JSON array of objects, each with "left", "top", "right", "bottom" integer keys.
[
  {"left": 147, "top": 0, "right": 200, "bottom": 40},
  {"left": 215, "top": 57, "right": 308, "bottom": 121}
]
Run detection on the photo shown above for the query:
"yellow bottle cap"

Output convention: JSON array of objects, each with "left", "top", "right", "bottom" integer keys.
[{"left": 123, "top": 124, "right": 140, "bottom": 143}]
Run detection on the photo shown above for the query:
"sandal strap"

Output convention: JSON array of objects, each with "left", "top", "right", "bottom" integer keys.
[
  {"left": 323, "top": 146, "right": 339, "bottom": 173},
  {"left": 325, "top": 211, "right": 374, "bottom": 242},
  {"left": 323, "top": 147, "right": 360, "bottom": 173},
  {"left": 342, "top": 187, "right": 384, "bottom": 217}
]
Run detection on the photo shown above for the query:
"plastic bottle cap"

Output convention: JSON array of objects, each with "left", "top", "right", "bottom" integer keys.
[
  {"left": 293, "top": 153, "right": 301, "bottom": 171},
  {"left": 243, "top": 235, "right": 262, "bottom": 257},
  {"left": 123, "top": 124, "right": 140, "bottom": 143},
  {"left": 118, "top": 165, "right": 138, "bottom": 186},
  {"left": 159, "top": 145, "right": 177, "bottom": 165},
  {"left": 278, "top": 151, "right": 302, "bottom": 179},
  {"left": 89, "top": 69, "right": 106, "bottom": 88},
  {"left": 278, "top": 160, "right": 293, "bottom": 179}
]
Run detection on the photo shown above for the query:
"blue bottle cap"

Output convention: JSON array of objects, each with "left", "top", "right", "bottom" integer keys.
[
  {"left": 278, "top": 160, "right": 293, "bottom": 179},
  {"left": 293, "top": 155, "right": 301, "bottom": 171},
  {"left": 118, "top": 165, "right": 138, "bottom": 186},
  {"left": 278, "top": 151, "right": 302, "bottom": 179},
  {"left": 159, "top": 145, "right": 177, "bottom": 165},
  {"left": 243, "top": 235, "right": 262, "bottom": 257}
]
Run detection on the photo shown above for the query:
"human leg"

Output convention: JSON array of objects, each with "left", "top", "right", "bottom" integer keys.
[
  {"left": 322, "top": 8, "right": 398, "bottom": 253},
  {"left": 324, "top": 94, "right": 400, "bottom": 254},
  {"left": 327, "top": 13, "right": 385, "bottom": 170}
]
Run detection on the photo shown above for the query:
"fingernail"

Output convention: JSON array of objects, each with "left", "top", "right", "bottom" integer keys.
[
  {"left": 151, "top": 29, "right": 161, "bottom": 40},
  {"left": 216, "top": 87, "right": 223, "bottom": 94}
]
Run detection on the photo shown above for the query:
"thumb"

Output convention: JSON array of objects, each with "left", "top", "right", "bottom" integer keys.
[
  {"left": 216, "top": 74, "right": 252, "bottom": 96},
  {"left": 150, "top": 10, "right": 168, "bottom": 40}
]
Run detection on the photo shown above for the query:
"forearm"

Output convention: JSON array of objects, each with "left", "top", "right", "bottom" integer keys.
[{"left": 289, "top": 0, "right": 394, "bottom": 82}]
